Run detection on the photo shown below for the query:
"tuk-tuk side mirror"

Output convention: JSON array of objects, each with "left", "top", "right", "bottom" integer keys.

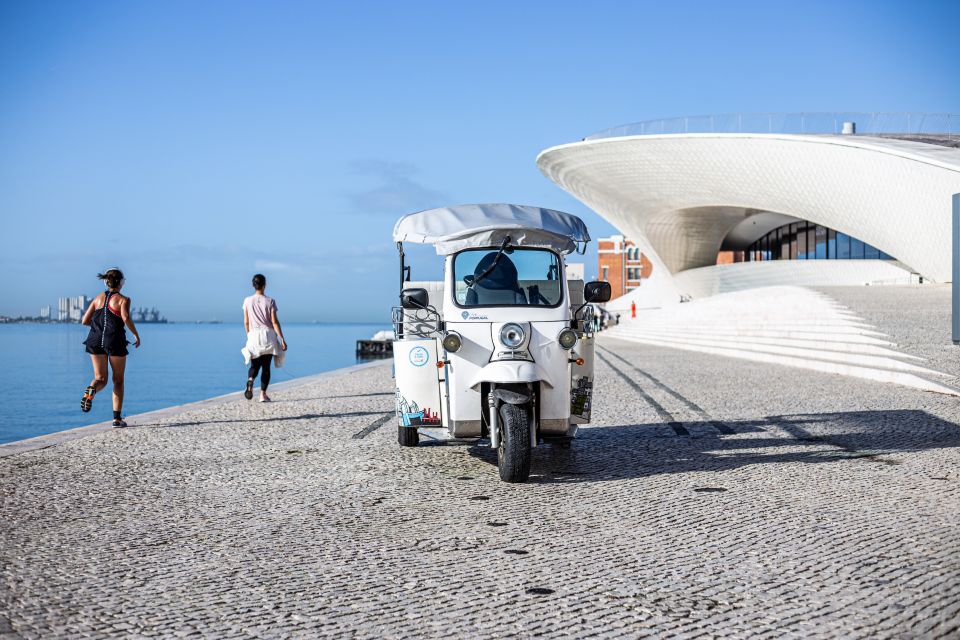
[
  {"left": 401, "top": 288, "right": 429, "bottom": 310},
  {"left": 584, "top": 281, "right": 612, "bottom": 303}
]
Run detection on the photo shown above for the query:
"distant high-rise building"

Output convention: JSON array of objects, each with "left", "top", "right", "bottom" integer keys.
[
  {"left": 58, "top": 295, "right": 89, "bottom": 322},
  {"left": 39, "top": 306, "right": 51, "bottom": 320},
  {"left": 68, "top": 295, "right": 89, "bottom": 322}
]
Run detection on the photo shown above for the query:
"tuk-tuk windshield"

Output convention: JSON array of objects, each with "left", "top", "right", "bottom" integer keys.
[{"left": 454, "top": 248, "right": 564, "bottom": 307}]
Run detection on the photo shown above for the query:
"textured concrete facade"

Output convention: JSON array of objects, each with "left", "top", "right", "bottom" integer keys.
[{"left": 537, "top": 133, "right": 960, "bottom": 296}]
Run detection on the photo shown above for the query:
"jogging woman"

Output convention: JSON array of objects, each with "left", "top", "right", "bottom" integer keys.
[
  {"left": 241, "top": 273, "right": 287, "bottom": 402},
  {"left": 80, "top": 268, "right": 141, "bottom": 427}
]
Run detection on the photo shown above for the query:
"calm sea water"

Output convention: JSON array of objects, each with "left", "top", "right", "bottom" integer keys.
[{"left": 0, "top": 323, "right": 389, "bottom": 444}]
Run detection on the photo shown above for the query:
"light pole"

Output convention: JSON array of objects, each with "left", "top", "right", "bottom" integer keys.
[{"left": 953, "top": 194, "right": 960, "bottom": 344}]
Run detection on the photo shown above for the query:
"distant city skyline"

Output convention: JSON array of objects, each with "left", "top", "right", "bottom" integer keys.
[
  {"left": 1, "top": 0, "right": 958, "bottom": 322},
  {"left": 0, "top": 292, "right": 171, "bottom": 325}
]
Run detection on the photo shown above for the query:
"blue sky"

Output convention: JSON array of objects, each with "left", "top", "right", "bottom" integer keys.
[{"left": 1, "top": 0, "right": 958, "bottom": 321}]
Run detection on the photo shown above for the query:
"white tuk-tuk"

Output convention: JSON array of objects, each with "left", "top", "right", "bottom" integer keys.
[{"left": 390, "top": 204, "right": 611, "bottom": 483}]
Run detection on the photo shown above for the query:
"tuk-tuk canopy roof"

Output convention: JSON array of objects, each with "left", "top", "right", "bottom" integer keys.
[{"left": 392, "top": 203, "right": 590, "bottom": 255}]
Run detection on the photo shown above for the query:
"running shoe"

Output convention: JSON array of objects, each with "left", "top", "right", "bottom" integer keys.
[{"left": 81, "top": 386, "right": 96, "bottom": 412}]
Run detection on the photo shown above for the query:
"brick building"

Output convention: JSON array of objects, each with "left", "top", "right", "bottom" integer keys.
[
  {"left": 597, "top": 235, "right": 653, "bottom": 298},
  {"left": 715, "top": 251, "right": 746, "bottom": 265}
]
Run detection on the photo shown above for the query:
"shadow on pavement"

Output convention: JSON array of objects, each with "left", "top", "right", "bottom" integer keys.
[
  {"left": 294, "top": 392, "right": 395, "bottom": 401},
  {"left": 145, "top": 410, "right": 389, "bottom": 429},
  {"left": 465, "top": 409, "right": 960, "bottom": 484}
]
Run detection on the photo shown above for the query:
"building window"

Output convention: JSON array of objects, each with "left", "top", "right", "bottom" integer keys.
[
  {"left": 837, "top": 232, "right": 851, "bottom": 258},
  {"left": 850, "top": 237, "right": 864, "bottom": 259},
  {"left": 815, "top": 225, "right": 827, "bottom": 259},
  {"left": 734, "top": 222, "right": 893, "bottom": 264}
]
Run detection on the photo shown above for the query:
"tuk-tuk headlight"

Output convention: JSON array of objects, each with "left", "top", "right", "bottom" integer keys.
[
  {"left": 442, "top": 331, "right": 462, "bottom": 353},
  {"left": 558, "top": 327, "right": 578, "bottom": 350},
  {"left": 499, "top": 323, "right": 525, "bottom": 349}
]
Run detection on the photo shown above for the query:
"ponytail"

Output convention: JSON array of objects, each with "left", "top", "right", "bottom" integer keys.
[{"left": 97, "top": 268, "right": 125, "bottom": 290}]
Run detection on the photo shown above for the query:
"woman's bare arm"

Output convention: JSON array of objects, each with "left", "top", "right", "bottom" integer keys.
[
  {"left": 119, "top": 296, "right": 141, "bottom": 347},
  {"left": 271, "top": 308, "right": 287, "bottom": 350},
  {"left": 243, "top": 308, "right": 250, "bottom": 333},
  {"left": 80, "top": 297, "right": 99, "bottom": 326}
]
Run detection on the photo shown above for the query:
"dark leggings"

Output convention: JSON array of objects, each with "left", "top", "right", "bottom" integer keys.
[{"left": 248, "top": 355, "right": 272, "bottom": 391}]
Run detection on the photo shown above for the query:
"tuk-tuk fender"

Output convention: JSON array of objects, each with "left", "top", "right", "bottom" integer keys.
[
  {"left": 491, "top": 387, "right": 532, "bottom": 405},
  {"left": 469, "top": 361, "right": 554, "bottom": 391}
]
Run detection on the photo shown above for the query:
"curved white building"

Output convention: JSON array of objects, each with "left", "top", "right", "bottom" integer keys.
[{"left": 537, "top": 116, "right": 960, "bottom": 303}]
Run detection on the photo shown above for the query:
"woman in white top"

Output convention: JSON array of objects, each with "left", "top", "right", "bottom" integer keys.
[{"left": 242, "top": 274, "right": 287, "bottom": 402}]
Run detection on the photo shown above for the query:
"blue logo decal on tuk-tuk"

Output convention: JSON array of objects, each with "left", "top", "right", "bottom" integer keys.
[
  {"left": 409, "top": 346, "right": 430, "bottom": 367},
  {"left": 461, "top": 311, "right": 469, "bottom": 319}
]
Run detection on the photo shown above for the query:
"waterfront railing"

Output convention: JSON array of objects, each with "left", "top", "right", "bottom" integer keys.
[{"left": 585, "top": 112, "right": 960, "bottom": 141}]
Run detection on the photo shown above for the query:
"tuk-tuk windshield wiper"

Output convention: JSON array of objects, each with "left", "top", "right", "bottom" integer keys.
[{"left": 473, "top": 236, "right": 511, "bottom": 286}]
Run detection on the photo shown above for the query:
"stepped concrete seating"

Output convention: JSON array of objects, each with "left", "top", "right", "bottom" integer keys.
[{"left": 604, "top": 285, "right": 959, "bottom": 396}]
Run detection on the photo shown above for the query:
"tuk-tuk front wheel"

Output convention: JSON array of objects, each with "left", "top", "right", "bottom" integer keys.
[
  {"left": 398, "top": 426, "right": 419, "bottom": 447},
  {"left": 497, "top": 403, "right": 531, "bottom": 483}
]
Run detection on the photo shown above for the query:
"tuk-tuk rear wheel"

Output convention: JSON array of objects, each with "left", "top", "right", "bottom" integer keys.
[
  {"left": 398, "top": 426, "right": 419, "bottom": 447},
  {"left": 497, "top": 403, "right": 531, "bottom": 483}
]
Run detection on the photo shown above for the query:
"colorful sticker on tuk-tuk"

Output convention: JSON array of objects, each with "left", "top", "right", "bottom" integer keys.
[
  {"left": 408, "top": 346, "right": 430, "bottom": 367},
  {"left": 396, "top": 391, "right": 441, "bottom": 426},
  {"left": 570, "top": 375, "right": 593, "bottom": 420}
]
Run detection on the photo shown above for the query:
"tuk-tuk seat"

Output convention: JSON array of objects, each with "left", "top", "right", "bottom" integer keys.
[
  {"left": 465, "top": 285, "right": 527, "bottom": 306},
  {"left": 465, "top": 251, "right": 527, "bottom": 306}
]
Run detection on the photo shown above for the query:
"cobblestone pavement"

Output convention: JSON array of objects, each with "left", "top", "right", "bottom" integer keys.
[{"left": 3, "top": 338, "right": 960, "bottom": 639}]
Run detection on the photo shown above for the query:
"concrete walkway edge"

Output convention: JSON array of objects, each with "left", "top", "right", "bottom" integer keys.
[{"left": 0, "top": 360, "right": 392, "bottom": 458}]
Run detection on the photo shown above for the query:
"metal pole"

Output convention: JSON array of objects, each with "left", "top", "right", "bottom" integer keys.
[
  {"left": 622, "top": 240, "right": 626, "bottom": 298},
  {"left": 954, "top": 194, "right": 960, "bottom": 344}
]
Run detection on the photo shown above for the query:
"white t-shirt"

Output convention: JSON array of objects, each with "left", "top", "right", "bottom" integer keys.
[{"left": 243, "top": 294, "right": 277, "bottom": 330}]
